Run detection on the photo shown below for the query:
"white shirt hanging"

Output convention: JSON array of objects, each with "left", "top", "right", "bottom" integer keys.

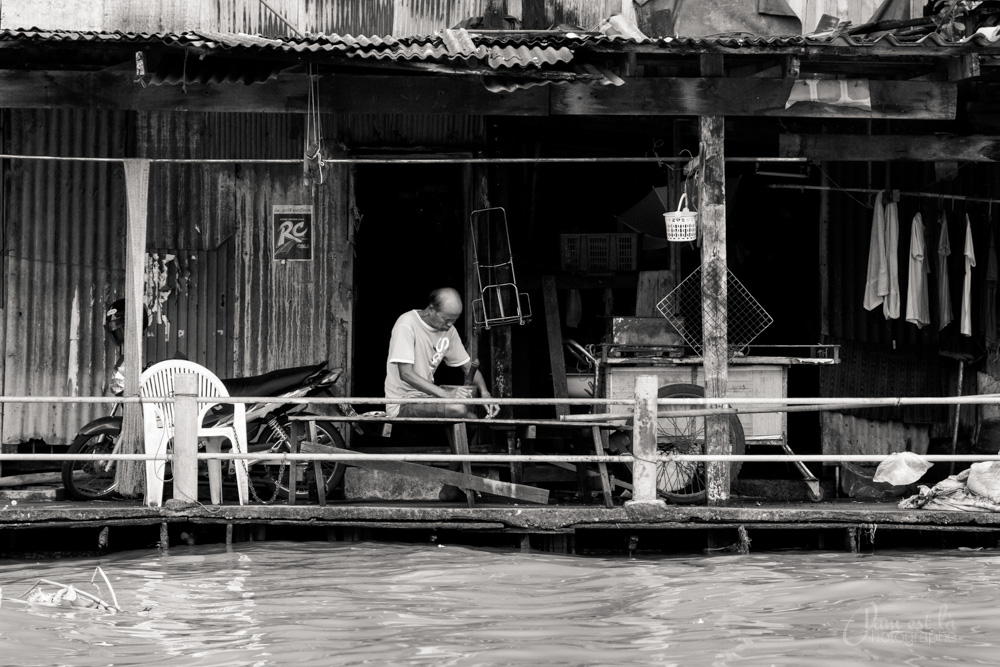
[
  {"left": 961, "top": 215, "right": 976, "bottom": 337},
  {"left": 905, "top": 213, "right": 930, "bottom": 328},
  {"left": 938, "top": 213, "right": 953, "bottom": 330},
  {"left": 883, "top": 198, "right": 900, "bottom": 320},
  {"left": 863, "top": 192, "right": 888, "bottom": 311}
]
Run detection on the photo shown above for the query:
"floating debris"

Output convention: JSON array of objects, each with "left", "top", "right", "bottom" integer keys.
[{"left": 1, "top": 566, "right": 121, "bottom": 613}]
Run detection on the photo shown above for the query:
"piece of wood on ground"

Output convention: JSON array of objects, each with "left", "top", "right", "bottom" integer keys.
[{"left": 301, "top": 443, "right": 550, "bottom": 505}]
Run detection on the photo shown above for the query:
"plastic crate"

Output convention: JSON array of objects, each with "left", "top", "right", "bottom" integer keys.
[{"left": 560, "top": 233, "right": 639, "bottom": 272}]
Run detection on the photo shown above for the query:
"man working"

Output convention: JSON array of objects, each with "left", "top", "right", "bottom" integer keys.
[
  {"left": 384, "top": 287, "right": 499, "bottom": 420},
  {"left": 384, "top": 288, "right": 499, "bottom": 501}
]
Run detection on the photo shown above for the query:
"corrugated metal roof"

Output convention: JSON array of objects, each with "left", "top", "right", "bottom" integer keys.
[{"left": 4, "top": 25, "right": 1000, "bottom": 68}]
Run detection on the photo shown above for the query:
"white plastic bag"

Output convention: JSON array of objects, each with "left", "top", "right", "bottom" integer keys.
[
  {"left": 872, "top": 451, "right": 933, "bottom": 486},
  {"left": 967, "top": 461, "right": 1000, "bottom": 504}
]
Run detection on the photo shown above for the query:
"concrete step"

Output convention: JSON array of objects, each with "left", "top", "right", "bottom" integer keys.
[{"left": 0, "top": 485, "right": 64, "bottom": 502}]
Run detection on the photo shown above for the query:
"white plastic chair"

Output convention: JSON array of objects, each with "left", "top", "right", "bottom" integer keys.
[{"left": 140, "top": 360, "right": 249, "bottom": 507}]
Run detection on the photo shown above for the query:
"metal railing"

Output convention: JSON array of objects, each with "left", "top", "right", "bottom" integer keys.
[{"left": 2, "top": 373, "right": 999, "bottom": 505}]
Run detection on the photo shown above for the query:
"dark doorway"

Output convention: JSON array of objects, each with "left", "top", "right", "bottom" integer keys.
[{"left": 351, "top": 165, "right": 467, "bottom": 400}]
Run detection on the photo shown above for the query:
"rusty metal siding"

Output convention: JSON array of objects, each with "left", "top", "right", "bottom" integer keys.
[
  {"left": 2, "top": 109, "right": 128, "bottom": 444},
  {"left": 207, "top": 0, "right": 394, "bottom": 37},
  {"left": 136, "top": 111, "right": 305, "bottom": 379},
  {"left": 232, "top": 164, "right": 353, "bottom": 384}
]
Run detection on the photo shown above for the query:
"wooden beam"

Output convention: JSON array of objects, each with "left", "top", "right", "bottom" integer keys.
[
  {"left": 0, "top": 70, "right": 958, "bottom": 119},
  {"left": 780, "top": 134, "right": 1000, "bottom": 162},
  {"left": 699, "top": 54, "right": 724, "bottom": 77},
  {"left": 947, "top": 54, "right": 980, "bottom": 81},
  {"left": 551, "top": 78, "right": 956, "bottom": 119},
  {"left": 698, "top": 116, "right": 729, "bottom": 506},
  {"left": 302, "top": 443, "right": 550, "bottom": 504},
  {"left": 0, "top": 70, "right": 549, "bottom": 115},
  {"left": 542, "top": 275, "right": 570, "bottom": 418}
]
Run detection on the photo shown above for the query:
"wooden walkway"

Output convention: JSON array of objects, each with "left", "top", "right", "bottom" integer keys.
[{"left": 2, "top": 498, "right": 999, "bottom": 556}]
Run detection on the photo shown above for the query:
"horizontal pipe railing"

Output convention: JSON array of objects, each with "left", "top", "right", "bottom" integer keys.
[
  {"left": 5, "top": 394, "right": 1000, "bottom": 407},
  {"left": 6, "top": 452, "right": 1000, "bottom": 464},
  {"left": 7, "top": 386, "right": 1000, "bottom": 506}
]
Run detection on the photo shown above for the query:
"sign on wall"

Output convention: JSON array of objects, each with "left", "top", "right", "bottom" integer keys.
[{"left": 272, "top": 205, "right": 314, "bottom": 262}]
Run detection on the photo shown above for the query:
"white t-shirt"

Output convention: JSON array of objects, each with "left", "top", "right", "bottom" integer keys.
[{"left": 383, "top": 310, "right": 470, "bottom": 417}]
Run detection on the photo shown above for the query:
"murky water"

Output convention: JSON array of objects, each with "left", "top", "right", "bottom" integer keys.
[{"left": 0, "top": 541, "right": 998, "bottom": 666}]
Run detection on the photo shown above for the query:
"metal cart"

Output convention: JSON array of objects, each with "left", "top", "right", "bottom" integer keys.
[{"left": 565, "top": 339, "right": 840, "bottom": 503}]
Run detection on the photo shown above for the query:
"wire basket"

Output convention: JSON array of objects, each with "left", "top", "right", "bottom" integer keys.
[
  {"left": 656, "top": 258, "right": 773, "bottom": 359},
  {"left": 663, "top": 192, "right": 697, "bottom": 242}
]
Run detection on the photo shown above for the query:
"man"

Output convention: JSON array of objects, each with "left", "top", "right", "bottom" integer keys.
[
  {"left": 384, "top": 287, "right": 499, "bottom": 420},
  {"left": 384, "top": 288, "right": 499, "bottom": 502}
]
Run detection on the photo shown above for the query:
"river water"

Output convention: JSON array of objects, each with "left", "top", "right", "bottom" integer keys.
[{"left": 0, "top": 541, "right": 997, "bottom": 666}]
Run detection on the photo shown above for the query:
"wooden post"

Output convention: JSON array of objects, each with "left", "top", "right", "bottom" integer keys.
[
  {"left": 699, "top": 115, "right": 730, "bottom": 506},
  {"left": 542, "top": 275, "right": 570, "bottom": 418},
  {"left": 172, "top": 373, "right": 199, "bottom": 504},
  {"left": 626, "top": 375, "right": 665, "bottom": 506}
]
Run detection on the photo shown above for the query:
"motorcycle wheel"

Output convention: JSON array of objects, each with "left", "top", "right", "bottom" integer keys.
[
  {"left": 257, "top": 414, "right": 348, "bottom": 502},
  {"left": 62, "top": 418, "right": 122, "bottom": 501}
]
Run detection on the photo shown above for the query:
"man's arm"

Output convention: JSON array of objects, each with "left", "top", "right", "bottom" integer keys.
[
  {"left": 397, "top": 363, "right": 462, "bottom": 398},
  {"left": 460, "top": 360, "right": 500, "bottom": 418}
]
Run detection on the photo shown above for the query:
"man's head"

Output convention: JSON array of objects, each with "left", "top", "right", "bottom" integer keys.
[{"left": 425, "top": 288, "right": 463, "bottom": 332}]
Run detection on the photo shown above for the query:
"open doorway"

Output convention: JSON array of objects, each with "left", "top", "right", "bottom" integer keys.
[{"left": 351, "top": 164, "right": 467, "bottom": 400}]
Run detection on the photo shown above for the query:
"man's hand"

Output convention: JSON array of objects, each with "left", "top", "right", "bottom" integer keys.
[
  {"left": 449, "top": 385, "right": 476, "bottom": 399},
  {"left": 479, "top": 387, "right": 500, "bottom": 419}
]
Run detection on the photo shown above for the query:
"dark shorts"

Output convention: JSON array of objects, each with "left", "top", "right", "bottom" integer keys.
[{"left": 398, "top": 402, "right": 475, "bottom": 419}]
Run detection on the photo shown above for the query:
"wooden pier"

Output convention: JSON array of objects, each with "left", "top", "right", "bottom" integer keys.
[{"left": 3, "top": 497, "right": 999, "bottom": 557}]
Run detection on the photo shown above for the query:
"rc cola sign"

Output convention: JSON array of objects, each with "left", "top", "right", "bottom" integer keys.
[{"left": 272, "top": 205, "right": 314, "bottom": 262}]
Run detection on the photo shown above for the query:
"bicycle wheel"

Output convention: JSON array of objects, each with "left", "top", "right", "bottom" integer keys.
[
  {"left": 653, "top": 383, "right": 745, "bottom": 503},
  {"left": 62, "top": 418, "right": 122, "bottom": 501},
  {"left": 257, "top": 414, "right": 348, "bottom": 502}
]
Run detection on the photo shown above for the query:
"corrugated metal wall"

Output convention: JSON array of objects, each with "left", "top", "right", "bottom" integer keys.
[
  {"left": 2, "top": 109, "right": 129, "bottom": 444},
  {"left": 93, "top": 0, "right": 636, "bottom": 37},
  {"left": 232, "top": 164, "right": 353, "bottom": 379},
  {"left": 0, "top": 106, "right": 477, "bottom": 444},
  {"left": 207, "top": 0, "right": 394, "bottom": 37}
]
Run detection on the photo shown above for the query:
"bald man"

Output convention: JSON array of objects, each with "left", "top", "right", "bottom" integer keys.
[{"left": 384, "top": 287, "right": 499, "bottom": 420}]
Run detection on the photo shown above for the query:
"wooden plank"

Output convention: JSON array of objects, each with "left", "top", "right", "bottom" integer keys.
[
  {"left": 551, "top": 78, "right": 957, "bottom": 119},
  {"left": 635, "top": 270, "right": 675, "bottom": 317},
  {"left": 699, "top": 116, "right": 730, "bottom": 506},
  {"left": 451, "top": 424, "right": 476, "bottom": 508},
  {"left": 0, "top": 71, "right": 958, "bottom": 119},
  {"left": 301, "top": 443, "right": 550, "bottom": 504},
  {"left": 592, "top": 426, "right": 614, "bottom": 508},
  {"left": 0, "top": 70, "right": 549, "bottom": 115},
  {"left": 780, "top": 133, "right": 1000, "bottom": 162},
  {"left": 542, "top": 275, "right": 570, "bottom": 418}
]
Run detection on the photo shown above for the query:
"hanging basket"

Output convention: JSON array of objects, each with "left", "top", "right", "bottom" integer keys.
[{"left": 664, "top": 192, "right": 698, "bottom": 242}]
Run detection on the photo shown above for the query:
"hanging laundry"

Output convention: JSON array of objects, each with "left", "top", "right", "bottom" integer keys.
[
  {"left": 938, "top": 212, "right": 953, "bottom": 330},
  {"left": 905, "top": 212, "right": 930, "bottom": 328},
  {"left": 961, "top": 214, "right": 976, "bottom": 337},
  {"left": 863, "top": 191, "right": 888, "bottom": 311},
  {"left": 883, "top": 196, "right": 900, "bottom": 320},
  {"left": 981, "top": 227, "right": 998, "bottom": 349}
]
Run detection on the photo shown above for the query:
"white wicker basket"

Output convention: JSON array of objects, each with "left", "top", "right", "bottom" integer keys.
[{"left": 663, "top": 192, "right": 697, "bottom": 242}]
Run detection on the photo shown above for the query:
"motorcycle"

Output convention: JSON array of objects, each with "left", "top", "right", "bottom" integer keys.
[{"left": 61, "top": 302, "right": 349, "bottom": 503}]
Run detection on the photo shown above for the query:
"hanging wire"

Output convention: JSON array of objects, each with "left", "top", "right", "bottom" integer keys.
[{"left": 304, "top": 64, "right": 326, "bottom": 184}]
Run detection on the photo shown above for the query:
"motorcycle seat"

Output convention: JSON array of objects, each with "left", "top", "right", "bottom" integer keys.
[{"left": 220, "top": 361, "right": 329, "bottom": 397}]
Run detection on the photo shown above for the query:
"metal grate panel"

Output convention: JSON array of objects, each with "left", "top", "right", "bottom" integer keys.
[{"left": 657, "top": 258, "right": 773, "bottom": 359}]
